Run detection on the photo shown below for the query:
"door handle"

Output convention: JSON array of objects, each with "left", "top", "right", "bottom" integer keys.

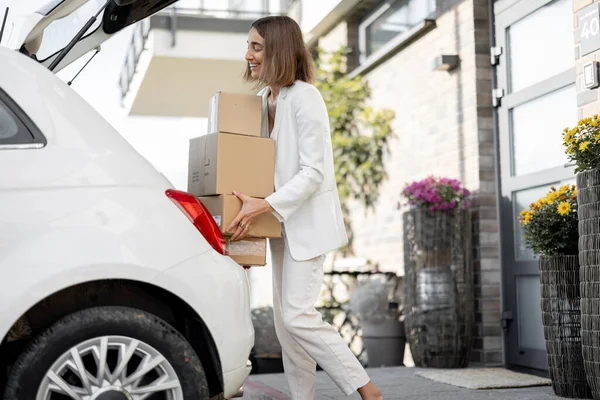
[{"left": 502, "top": 310, "right": 513, "bottom": 332}]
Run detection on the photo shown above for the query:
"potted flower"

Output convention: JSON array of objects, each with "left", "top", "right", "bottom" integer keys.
[
  {"left": 400, "top": 176, "right": 473, "bottom": 368},
  {"left": 562, "top": 116, "right": 600, "bottom": 399},
  {"left": 518, "top": 184, "right": 590, "bottom": 398},
  {"left": 349, "top": 278, "right": 405, "bottom": 367},
  {"left": 250, "top": 307, "right": 283, "bottom": 374}
]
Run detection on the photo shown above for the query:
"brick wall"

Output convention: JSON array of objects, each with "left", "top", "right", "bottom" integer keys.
[
  {"left": 574, "top": 0, "right": 600, "bottom": 118},
  {"left": 471, "top": 0, "right": 503, "bottom": 365},
  {"left": 317, "top": 0, "right": 502, "bottom": 365}
]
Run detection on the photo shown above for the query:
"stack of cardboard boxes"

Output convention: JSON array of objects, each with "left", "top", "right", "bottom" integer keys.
[{"left": 187, "top": 92, "right": 280, "bottom": 266}]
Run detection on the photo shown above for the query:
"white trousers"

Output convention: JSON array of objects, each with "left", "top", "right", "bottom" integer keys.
[{"left": 270, "top": 237, "right": 370, "bottom": 399}]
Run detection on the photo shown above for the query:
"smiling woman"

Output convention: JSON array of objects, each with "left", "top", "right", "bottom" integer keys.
[{"left": 234, "top": 15, "right": 384, "bottom": 400}]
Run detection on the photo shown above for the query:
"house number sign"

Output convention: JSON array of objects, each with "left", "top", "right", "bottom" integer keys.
[{"left": 580, "top": 3, "right": 600, "bottom": 56}]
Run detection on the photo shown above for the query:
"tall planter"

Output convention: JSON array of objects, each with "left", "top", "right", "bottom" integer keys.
[
  {"left": 402, "top": 208, "right": 473, "bottom": 368},
  {"left": 540, "top": 255, "right": 591, "bottom": 399},
  {"left": 578, "top": 169, "right": 600, "bottom": 399}
]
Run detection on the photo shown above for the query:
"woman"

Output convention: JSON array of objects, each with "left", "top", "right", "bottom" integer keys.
[{"left": 226, "top": 16, "right": 384, "bottom": 400}]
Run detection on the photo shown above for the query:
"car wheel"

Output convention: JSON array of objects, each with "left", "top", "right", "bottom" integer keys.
[{"left": 4, "top": 306, "right": 209, "bottom": 400}]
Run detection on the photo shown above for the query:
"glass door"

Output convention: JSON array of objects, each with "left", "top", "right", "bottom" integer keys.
[{"left": 494, "top": 0, "right": 577, "bottom": 370}]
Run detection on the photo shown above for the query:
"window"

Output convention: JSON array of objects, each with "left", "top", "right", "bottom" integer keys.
[
  {"left": 34, "top": 0, "right": 105, "bottom": 61},
  {"left": 359, "top": 0, "right": 436, "bottom": 61},
  {"left": 507, "top": 0, "right": 573, "bottom": 93},
  {"left": 510, "top": 84, "right": 576, "bottom": 176},
  {"left": 0, "top": 90, "right": 45, "bottom": 148}
]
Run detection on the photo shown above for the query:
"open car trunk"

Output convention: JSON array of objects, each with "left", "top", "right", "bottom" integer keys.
[{"left": 9, "top": 0, "right": 178, "bottom": 72}]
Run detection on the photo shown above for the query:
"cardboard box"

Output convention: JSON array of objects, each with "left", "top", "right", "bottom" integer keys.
[
  {"left": 199, "top": 195, "right": 281, "bottom": 238},
  {"left": 207, "top": 92, "right": 262, "bottom": 137},
  {"left": 225, "top": 237, "right": 267, "bottom": 266},
  {"left": 188, "top": 132, "right": 275, "bottom": 198}
]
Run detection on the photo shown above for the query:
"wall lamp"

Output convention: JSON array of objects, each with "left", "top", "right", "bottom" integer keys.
[{"left": 431, "top": 54, "right": 460, "bottom": 72}]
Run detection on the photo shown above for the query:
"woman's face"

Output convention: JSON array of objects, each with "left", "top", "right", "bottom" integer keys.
[{"left": 245, "top": 27, "right": 264, "bottom": 80}]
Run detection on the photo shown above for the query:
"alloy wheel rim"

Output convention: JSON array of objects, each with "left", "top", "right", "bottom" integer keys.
[{"left": 36, "top": 335, "right": 183, "bottom": 400}]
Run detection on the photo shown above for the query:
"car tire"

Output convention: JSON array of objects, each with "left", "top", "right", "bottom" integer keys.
[{"left": 3, "top": 306, "right": 209, "bottom": 400}]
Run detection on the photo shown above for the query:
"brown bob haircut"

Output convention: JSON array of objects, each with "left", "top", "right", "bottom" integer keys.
[{"left": 244, "top": 16, "right": 315, "bottom": 87}]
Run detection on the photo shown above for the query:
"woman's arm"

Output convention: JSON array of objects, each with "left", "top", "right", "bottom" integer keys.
[
  {"left": 226, "top": 85, "right": 328, "bottom": 240},
  {"left": 265, "top": 85, "right": 327, "bottom": 221}
]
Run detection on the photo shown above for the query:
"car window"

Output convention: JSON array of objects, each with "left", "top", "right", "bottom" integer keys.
[
  {"left": 0, "top": 105, "right": 19, "bottom": 140},
  {"left": 0, "top": 98, "right": 36, "bottom": 146},
  {"left": 35, "top": 0, "right": 105, "bottom": 61}
]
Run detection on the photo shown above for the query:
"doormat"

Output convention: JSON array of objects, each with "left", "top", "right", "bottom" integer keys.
[{"left": 415, "top": 368, "right": 551, "bottom": 390}]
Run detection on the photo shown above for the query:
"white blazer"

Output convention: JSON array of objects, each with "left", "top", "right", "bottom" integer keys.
[{"left": 259, "top": 81, "right": 348, "bottom": 261}]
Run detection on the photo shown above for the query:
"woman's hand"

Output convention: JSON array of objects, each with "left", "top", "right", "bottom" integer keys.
[{"left": 227, "top": 191, "right": 273, "bottom": 241}]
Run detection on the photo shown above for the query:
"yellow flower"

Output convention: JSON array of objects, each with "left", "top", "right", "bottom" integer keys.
[
  {"left": 567, "top": 144, "right": 577, "bottom": 154},
  {"left": 580, "top": 141, "right": 592, "bottom": 151},
  {"left": 557, "top": 201, "right": 571, "bottom": 215},
  {"left": 559, "top": 184, "right": 569, "bottom": 194},
  {"left": 546, "top": 192, "right": 560, "bottom": 203},
  {"left": 564, "top": 130, "right": 575, "bottom": 144},
  {"left": 519, "top": 209, "right": 534, "bottom": 225},
  {"left": 573, "top": 189, "right": 578, "bottom": 196},
  {"left": 534, "top": 199, "right": 544, "bottom": 209}
]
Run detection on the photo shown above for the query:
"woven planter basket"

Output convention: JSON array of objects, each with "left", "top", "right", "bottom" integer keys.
[
  {"left": 402, "top": 208, "right": 473, "bottom": 368},
  {"left": 577, "top": 169, "right": 600, "bottom": 399},
  {"left": 540, "top": 255, "right": 591, "bottom": 398}
]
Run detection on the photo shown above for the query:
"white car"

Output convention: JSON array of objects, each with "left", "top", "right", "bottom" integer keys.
[{"left": 0, "top": 1, "right": 254, "bottom": 399}]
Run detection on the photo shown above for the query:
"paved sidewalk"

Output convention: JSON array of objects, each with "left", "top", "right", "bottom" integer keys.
[{"left": 242, "top": 366, "right": 558, "bottom": 400}]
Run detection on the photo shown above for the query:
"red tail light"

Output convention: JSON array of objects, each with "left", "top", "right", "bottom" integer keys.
[{"left": 166, "top": 189, "right": 227, "bottom": 255}]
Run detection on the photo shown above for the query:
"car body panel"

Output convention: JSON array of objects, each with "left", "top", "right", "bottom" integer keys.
[{"left": 0, "top": 44, "right": 253, "bottom": 397}]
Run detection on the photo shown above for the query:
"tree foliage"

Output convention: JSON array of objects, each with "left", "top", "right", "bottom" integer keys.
[{"left": 314, "top": 47, "right": 395, "bottom": 255}]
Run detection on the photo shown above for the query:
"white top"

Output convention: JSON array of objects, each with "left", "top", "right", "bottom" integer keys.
[{"left": 258, "top": 81, "right": 348, "bottom": 261}]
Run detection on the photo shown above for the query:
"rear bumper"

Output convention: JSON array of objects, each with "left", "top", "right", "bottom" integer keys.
[
  {"left": 224, "top": 359, "right": 253, "bottom": 398},
  {"left": 153, "top": 251, "right": 255, "bottom": 395}
]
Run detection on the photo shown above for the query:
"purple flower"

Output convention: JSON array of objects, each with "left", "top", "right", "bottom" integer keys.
[{"left": 400, "top": 176, "right": 471, "bottom": 210}]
